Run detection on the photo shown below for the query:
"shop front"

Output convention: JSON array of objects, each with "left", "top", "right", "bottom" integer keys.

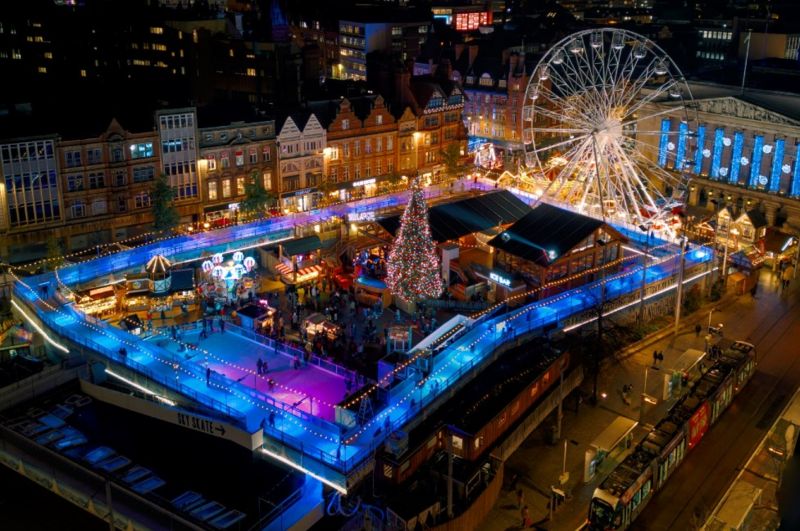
[
  {"left": 280, "top": 187, "right": 318, "bottom": 213},
  {"left": 76, "top": 285, "right": 119, "bottom": 318},
  {"left": 479, "top": 267, "right": 527, "bottom": 305},
  {"left": 203, "top": 203, "right": 240, "bottom": 228}
]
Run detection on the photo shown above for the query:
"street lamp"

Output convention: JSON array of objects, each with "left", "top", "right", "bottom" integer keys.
[
  {"left": 637, "top": 223, "right": 653, "bottom": 322},
  {"left": 413, "top": 132, "right": 422, "bottom": 176}
]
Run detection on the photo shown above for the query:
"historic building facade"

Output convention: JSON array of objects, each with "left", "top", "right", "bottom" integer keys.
[
  {"left": 197, "top": 119, "right": 277, "bottom": 225},
  {"left": 276, "top": 113, "right": 326, "bottom": 212},
  {"left": 636, "top": 83, "right": 800, "bottom": 233},
  {"left": 322, "top": 96, "right": 398, "bottom": 201}
]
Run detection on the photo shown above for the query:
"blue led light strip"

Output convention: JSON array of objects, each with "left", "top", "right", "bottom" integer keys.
[
  {"left": 658, "top": 118, "right": 671, "bottom": 167},
  {"left": 792, "top": 146, "right": 800, "bottom": 198},
  {"left": 694, "top": 125, "right": 706, "bottom": 175},
  {"left": 675, "top": 122, "right": 688, "bottom": 170},
  {"left": 749, "top": 135, "right": 764, "bottom": 188},
  {"left": 729, "top": 132, "right": 744, "bottom": 184},
  {"left": 711, "top": 128, "right": 724, "bottom": 179},
  {"left": 769, "top": 139, "right": 785, "bottom": 193}
]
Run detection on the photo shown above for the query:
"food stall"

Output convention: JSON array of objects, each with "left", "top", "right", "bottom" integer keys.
[
  {"left": 302, "top": 312, "right": 341, "bottom": 340},
  {"left": 76, "top": 285, "right": 118, "bottom": 317}
]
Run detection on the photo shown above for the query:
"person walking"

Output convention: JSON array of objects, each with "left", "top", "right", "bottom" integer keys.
[
  {"left": 206, "top": 367, "right": 211, "bottom": 386},
  {"left": 257, "top": 358, "right": 264, "bottom": 376},
  {"left": 220, "top": 319, "right": 225, "bottom": 334},
  {"left": 695, "top": 323, "right": 702, "bottom": 337},
  {"left": 516, "top": 489, "right": 525, "bottom": 509},
  {"left": 268, "top": 412, "right": 275, "bottom": 428}
]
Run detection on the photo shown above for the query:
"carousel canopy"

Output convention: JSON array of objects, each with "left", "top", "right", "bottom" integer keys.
[{"left": 146, "top": 254, "right": 172, "bottom": 275}]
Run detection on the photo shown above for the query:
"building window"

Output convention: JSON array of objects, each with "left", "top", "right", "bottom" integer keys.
[
  {"left": 222, "top": 179, "right": 231, "bottom": 198},
  {"left": 114, "top": 171, "right": 126, "bottom": 187},
  {"left": 88, "top": 172, "right": 105, "bottom": 189},
  {"left": 355, "top": 164, "right": 361, "bottom": 179},
  {"left": 375, "top": 137, "right": 382, "bottom": 152},
  {"left": 133, "top": 166, "right": 155, "bottom": 183},
  {"left": 341, "top": 119, "right": 349, "bottom": 130},
  {"left": 262, "top": 146, "right": 271, "bottom": 162},
  {"left": 330, "top": 167, "right": 338, "bottom": 182},
  {"left": 65, "top": 150, "right": 82, "bottom": 168},
  {"left": 376, "top": 115, "right": 383, "bottom": 125},
  {"left": 87, "top": 148, "right": 102, "bottom": 165},
  {"left": 130, "top": 142, "right": 154, "bottom": 159},
  {"left": 386, "top": 136, "right": 393, "bottom": 151},
  {"left": 355, "top": 142, "right": 361, "bottom": 156},
  {"left": 246, "top": 67, "right": 256, "bottom": 77},
  {"left": 263, "top": 171, "right": 272, "bottom": 190},
  {"left": 387, "top": 159, "right": 393, "bottom": 172},
  {"left": 117, "top": 197, "right": 127, "bottom": 212},
  {"left": 364, "top": 139, "right": 371, "bottom": 154},
  {"left": 235, "top": 150, "right": 244, "bottom": 167},
  {"left": 249, "top": 149, "right": 258, "bottom": 164},
  {"left": 208, "top": 181, "right": 217, "bottom": 200},
  {"left": 67, "top": 174, "right": 83, "bottom": 192},
  {"left": 134, "top": 192, "right": 150, "bottom": 208},
  {"left": 221, "top": 153, "right": 230, "bottom": 169},
  {"left": 150, "top": 27, "right": 164, "bottom": 35},
  {"left": 236, "top": 176, "right": 245, "bottom": 195},
  {"left": 375, "top": 160, "right": 382, "bottom": 175},
  {"left": 71, "top": 201, "right": 86, "bottom": 219}
]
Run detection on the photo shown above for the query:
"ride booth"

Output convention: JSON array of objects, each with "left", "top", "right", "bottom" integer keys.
[
  {"left": 235, "top": 303, "right": 276, "bottom": 334},
  {"left": 199, "top": 252, "right": 258, "bottom": 306}
]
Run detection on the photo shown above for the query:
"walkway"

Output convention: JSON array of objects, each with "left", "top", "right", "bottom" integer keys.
[{"left": 11, "top": 189, "right": 714, "bottom": 491}]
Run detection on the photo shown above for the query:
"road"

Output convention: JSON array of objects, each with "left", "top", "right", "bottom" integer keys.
[{"left": 633, "top": 277, "right": 800, "bottom": 530}]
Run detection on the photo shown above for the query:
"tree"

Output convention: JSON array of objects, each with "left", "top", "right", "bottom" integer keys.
[
  {"left": 151, "top": 173, "right": 180, "bottom": 233},
  {"left": 440, "top": 143, "right": 467, "bottom": 181},
  {"left": 45, "top": 235, "right": 64, "bottom": 271},
  {"left": 240, "top": 171, "right": 275, "bottom": 218},
  {"left": 385, "top": 177, "right": 443, "bottom": 303}
]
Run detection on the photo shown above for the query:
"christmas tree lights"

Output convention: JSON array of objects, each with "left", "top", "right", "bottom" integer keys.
[{"left": 385, "top": 178, "right": 443, "bottom": 303}]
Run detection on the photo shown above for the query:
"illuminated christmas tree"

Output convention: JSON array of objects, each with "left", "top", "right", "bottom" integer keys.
[{"left": 386, "top": 178, "right": 443, "bottom": 303}]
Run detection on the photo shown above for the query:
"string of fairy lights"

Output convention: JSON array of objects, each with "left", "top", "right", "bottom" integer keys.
[
  {"left": 9, "top": 187, "right": 720, "bottom": 456},
  {"left": 11, "top": 272, "right": 346, "bottom": 447}
]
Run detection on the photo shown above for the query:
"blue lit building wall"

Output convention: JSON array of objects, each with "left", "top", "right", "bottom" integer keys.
[
  {"left": 729, "top": 132, "right": 744, "bottom": 184},
  {"left": 711, "top": 128, "right": 724, "bottom": 179},
  {"left": 749, "top": 135, "right": 764, "bottom": 188},
  {"left": 674, "top": 122, "right": 688, "bottom": 171},
  {"left": 693, "top": 125, "right": 706, "bottom": 175},
  {"left": 792, "top": 147, "right": 800, "bottom": 197},
  {"left": 658, "top": 118, "right": 671, "bottom": 167},
  {"left": 769, "top": 139, "right": 785, "bottom": 193}
]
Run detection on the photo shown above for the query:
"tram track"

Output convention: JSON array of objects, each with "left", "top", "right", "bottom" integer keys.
[{"left": 634, "top": 283, "right": 800, "bottom": 530}]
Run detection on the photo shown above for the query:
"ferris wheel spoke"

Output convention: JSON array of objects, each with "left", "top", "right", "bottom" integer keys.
[
  {"left": 534, "top": 84, "right": 597, "bottom": 126},
  {"left": 620, "top": 80, "right": 680, "bottom": 122},
  {"left": 615, "top": 56, "right": 661, "bottom": 111},
  {"left": 609, "top": 143, "right": 650, "bottom": 223},
  {"left": 544, "top": 68, "right": 605, "bottom": 123},
  {"left": 625, "top": 135, "right": 689, "bottom": 179},
  {"left": 620, "top": 106, "right": 680, "bottom": 129},
  {"left": 533, "top": 133, "right": 591, "bottom": 155}
]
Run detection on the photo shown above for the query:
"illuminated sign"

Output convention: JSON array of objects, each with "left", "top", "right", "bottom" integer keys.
[
  {"left": 454, "top": 11, "right": 492, "bottom": 31},
  {"left": 489, "top": 272, "right": 511, "bottom": 287},
  {"left": 347, "top": 211, "right": 376, "bottom": 222},
  {"left": 351, "top": 178, "right": 376, "bottom": 187}
]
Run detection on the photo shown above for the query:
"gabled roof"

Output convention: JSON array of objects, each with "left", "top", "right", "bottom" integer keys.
[
  {"left": 740, "top": 208, "right": 768, "bottom": 229},
  {"left": 378, "top": 190, "right": 530, "bottom": 243},
  {"left": 488, "top": 203, "right": 624, "bottom": 267}
]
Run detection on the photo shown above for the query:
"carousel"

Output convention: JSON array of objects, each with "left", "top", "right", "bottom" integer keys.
[{"left": 199, "top": 251, "right": 259, "bottom": 308}]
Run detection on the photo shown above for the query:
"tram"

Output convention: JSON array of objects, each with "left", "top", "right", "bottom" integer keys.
[{"left": 587, "top": 340, "right": 756, "bottom": 530}]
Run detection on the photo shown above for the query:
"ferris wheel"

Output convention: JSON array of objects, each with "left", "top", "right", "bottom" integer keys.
[{"left": 522, "top": 28, "right": 695, "bottom": 231}]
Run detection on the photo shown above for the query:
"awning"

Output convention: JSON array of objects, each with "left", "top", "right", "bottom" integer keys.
[
  {"left": 278, "top": 263, "right": 323, "bottom": 280},
  {"left": 280, "top": 187, "right": 317, "bottom": 198},
  {"left": 281, "top": 235, "right": 322, "bottom": 256}
]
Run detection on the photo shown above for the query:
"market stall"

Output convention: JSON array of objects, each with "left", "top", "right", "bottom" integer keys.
[
  {"left": 76, "top": 285, "right": 119, "bottom": 317},
  {"left": 302, "top": 312, "right": 341, "bottom": 340},
  {"left": 236, "top": 303, "right": 276, "bottom": 333}
]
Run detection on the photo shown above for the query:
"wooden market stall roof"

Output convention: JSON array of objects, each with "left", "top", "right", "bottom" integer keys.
[
  {"left": 280, "top": 235, "right": 322, "bottom": 256},
  {"left": 377, "top": 190, "right": 530, "bottom": 243},
  {"left": 487, "top": 203, "right": 626, "bottom": 267}
]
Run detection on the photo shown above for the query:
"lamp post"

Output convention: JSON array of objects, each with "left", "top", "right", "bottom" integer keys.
[
  {"left": 413, "top": 131, "right": 423, "bottom": 179},
  {"left": 674, "top": 235, "right": 688, "bottom": 335},
  {"left": 638, "top": 224, "right": 653, "bottom": 322}
]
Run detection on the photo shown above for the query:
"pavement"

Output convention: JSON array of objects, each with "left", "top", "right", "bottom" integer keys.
[{"left": 479, "top": 267, "right": 796, "bottom": 531}]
